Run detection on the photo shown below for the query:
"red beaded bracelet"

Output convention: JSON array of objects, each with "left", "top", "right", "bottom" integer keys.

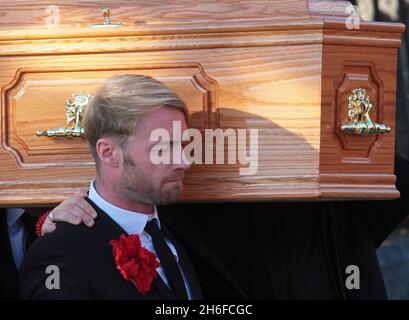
[{"left": 35, "top": 211, "right": 51, "bottom": 237}]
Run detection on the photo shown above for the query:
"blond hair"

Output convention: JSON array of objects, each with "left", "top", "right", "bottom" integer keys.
[{"left": 83, "top": 74, "right": 188, "bottom": 171}]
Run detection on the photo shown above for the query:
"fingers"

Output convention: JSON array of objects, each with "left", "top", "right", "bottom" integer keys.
[
  {"left": 51, "top": 191, "right": 98, "bottom": 227},
  {"left": 72, "top": 193, "right": 97, "bottom": 219},
  {"left": 51, "top": 209, "right": 84, "bottom": 225},
  {"left": 41, "top": 219, "right": 56, "bottom": 236}
]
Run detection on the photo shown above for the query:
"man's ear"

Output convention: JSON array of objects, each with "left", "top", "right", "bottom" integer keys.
[{"left": 96, "top": 138, "right": 121, "bottom": 168}]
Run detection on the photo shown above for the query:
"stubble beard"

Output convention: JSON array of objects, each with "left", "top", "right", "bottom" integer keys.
[{"left": 118, "top": 151, "right": 182, "bottom": 205}]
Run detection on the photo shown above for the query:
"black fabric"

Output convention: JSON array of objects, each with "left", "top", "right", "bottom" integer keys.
[
  {"left": 21, "top": 211, "right": 37, "bottom": 250},
  {"left": 0, "top": 209, "right": 38, "bottom": 300},
  {"left": 166, "top": 154, "right": 409, "bottom": 300},
  {"left": 183, "top": 204, "right": 277, "bottom": 299},
  {"left": 158, "top": 205, "right": 247, "bottom": 300},
  {"left": 8, "top": 155, "right": 409, "bottom": 300},
  {"left": 0, "top": 209, "right": 19, "bottom": 300},
  {"left": 145, "top": 219, "right": 188, "bottom": 299},
  {"left": 158, "top": 223, "right": 204, "bottom": 300}
]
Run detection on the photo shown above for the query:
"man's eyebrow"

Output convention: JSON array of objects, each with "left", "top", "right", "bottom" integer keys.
[
  {"left": 149, "top": 140, "right": 162, "bottom": 147},
  {"left": 150, "top": 139, "right": 188, "bottom": 147}
]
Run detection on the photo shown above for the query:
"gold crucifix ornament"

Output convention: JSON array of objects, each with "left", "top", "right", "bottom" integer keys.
[
  {"left": 341, "top": 88, "right": 391, "bottom": 136},
  {"left": 36, "top": 93, "right": 92, "bottom": 138}
]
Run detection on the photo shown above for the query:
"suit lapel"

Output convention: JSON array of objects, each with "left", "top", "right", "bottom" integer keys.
[
  {"left": 161, "top": 223, "right": 203, "bottom": 299},
  {"left": 157, "top": 205, "right": 246, "bottom": 299},
  {"left": 152, "top": 276, "right": 176, "bottom": 300},
  {"left": 85, "top": 197, "right": 176, "bottom": 300}
]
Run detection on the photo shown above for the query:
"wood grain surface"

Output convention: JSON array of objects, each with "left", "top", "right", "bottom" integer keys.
[{"left": 0, "top": 1, "right": 404, "bottom": 205}]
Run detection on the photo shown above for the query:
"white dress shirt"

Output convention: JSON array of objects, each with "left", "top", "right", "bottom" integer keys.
[
  {"left": 7, "top": 208, "right": 26, "bottom": 269},
  {"left": 88, "top": 180, "right": 192, "bottom": 299}
]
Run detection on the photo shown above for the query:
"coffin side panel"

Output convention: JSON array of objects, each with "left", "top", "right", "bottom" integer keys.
[
  {"left": 320, "top": 44, "right": 399, "bottom": 199},
  {"left": 0, "top": 45, "right": 322, "bottom": 205}
]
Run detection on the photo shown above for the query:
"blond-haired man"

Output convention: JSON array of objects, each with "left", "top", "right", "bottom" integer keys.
[{"left": 19, "top": 75, "right": 206, "bottom": 299}]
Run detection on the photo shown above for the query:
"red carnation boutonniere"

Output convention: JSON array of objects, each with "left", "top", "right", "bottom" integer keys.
[{"left": 110, "top": 234, "right": 160, "bottom": 294}]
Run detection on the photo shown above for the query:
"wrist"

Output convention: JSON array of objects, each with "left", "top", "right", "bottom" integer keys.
[{"left": 35, "top": 210, "right": 50, "bottom": 237}]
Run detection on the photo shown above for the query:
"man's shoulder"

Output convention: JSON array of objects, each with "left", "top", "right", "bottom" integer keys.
[
  {"left": 27, "top": 221, "right": 95, "bottom": 256},
  {"left": 49, "top": 220, "right": 94, "bottom": 240},
  {"left": 19, "top": 221, "right": 98, "bottom": 299}
]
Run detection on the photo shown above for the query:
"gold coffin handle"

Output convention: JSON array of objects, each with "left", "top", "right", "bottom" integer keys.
[
  {"left": 341, "top": 88, "right": 391, "bottom": 136},
  {"left": 36, "top": 127, "right": 85, "bottom": 138},
  {"left": 36, "top": 93, "right": 91, "bottom": 138}
]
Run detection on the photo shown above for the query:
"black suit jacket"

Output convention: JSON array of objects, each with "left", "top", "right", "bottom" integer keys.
[{"left": 19, "top": 199, "right": 208, "bottom": 300}]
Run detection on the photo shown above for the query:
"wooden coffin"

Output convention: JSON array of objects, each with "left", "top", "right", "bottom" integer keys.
[{"left": 0, "top": 0, "right": 405, "bottom": 205}]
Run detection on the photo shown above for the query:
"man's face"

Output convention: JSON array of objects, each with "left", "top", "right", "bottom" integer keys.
[{"left": 117, "top": 106, "right": 190, "bottom": 205}]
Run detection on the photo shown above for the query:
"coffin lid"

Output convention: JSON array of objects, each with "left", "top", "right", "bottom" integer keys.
[{"left": 0, "top": 0, "right": 404, "bottom": 41}]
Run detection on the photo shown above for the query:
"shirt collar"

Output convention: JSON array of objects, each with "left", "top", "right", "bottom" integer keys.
[
  {"left": 7, "top": 208, "right": 25, "bottom": 227},
  {"left": 88, "top": 180, "right": 160, "bottom": 235}
]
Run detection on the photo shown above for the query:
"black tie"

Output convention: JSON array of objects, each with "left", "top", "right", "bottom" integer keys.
[{"left": 145, "top": 219, "right": 188, "bottom": 300}]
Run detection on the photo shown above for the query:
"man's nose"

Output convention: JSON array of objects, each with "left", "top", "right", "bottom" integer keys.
[
  {"left": 173, "top": 148, "right": 192, "bottom": 171},
  {"left": 177, "top": 154, "right": 192, "bottom": 171}
]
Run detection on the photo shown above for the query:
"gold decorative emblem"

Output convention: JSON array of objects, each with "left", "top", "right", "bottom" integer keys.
[
  {"left": 36, "top": 93, "right": 92, "bottom": 138},
  {"left": 341, "top": 88, "right": 391, "bottom": 136}
]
